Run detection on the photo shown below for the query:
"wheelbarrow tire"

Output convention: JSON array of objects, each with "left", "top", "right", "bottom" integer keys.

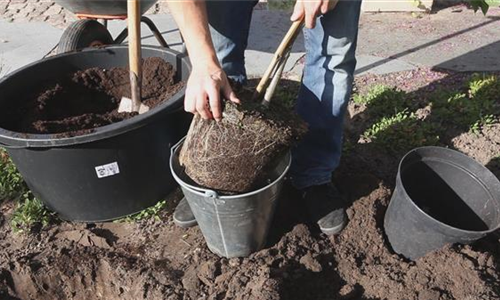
[{"left": 57, "top": 20, "right": 114, "bottom": 54}]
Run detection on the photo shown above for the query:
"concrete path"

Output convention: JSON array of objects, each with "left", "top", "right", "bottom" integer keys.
[
  {"left": 1, "top": 6, "right": 500, "bottom": 79},
  {"left": 356, "top": 7, "right": 500, "bottom": 72},
  {"left": 0, "top": 19, "right": 61, "bottom": 77}
]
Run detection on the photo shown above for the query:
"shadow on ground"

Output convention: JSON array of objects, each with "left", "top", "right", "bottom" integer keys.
[{"left": 431, "top": 0, "right": 467, "bottom": 12}]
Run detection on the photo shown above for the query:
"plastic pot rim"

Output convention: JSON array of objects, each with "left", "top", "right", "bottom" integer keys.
[
  {"left": 0, "top": 45, "right": 190, "bottom": 149},
  {"left": 396, "top": 146, "right": 500, "bottom": 235},
  {"left": 170, "top": 138, "right": 292, "bottom": 200}
]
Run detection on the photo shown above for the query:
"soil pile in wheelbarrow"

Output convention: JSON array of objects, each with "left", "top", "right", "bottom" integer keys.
[
  {"left": 0, "top": 57, "right": 184, "bottom": 137},
  {"left": 180, "top": 86, "right": 308, "bottom": 194}
]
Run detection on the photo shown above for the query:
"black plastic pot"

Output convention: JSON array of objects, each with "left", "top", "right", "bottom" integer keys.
[
  {"left": 0, "top": 46, "right": 191, "bottom": 222},
  {"left": 384, "top": 146, "right": 500, "bottom": 260}
]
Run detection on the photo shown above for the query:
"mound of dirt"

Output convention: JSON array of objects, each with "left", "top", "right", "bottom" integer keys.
[
  {"left": 1, "top": 177, "right": 499, "bottom": 300},
  {"left": 0, "top": 57, "right": 184, "bottom": 137}
]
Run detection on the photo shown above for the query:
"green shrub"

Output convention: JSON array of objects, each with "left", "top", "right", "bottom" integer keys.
[
  {"left": 11, "top": 192, "right": 53, "bottom": 233},
  {"left": 432, "top": 75, "right": 499, "bottom": 133},
  {"left": 0, "top": 148, "right": 28, "bottom": 202},
  {"left": 353, "top": 85, "right": 408, "bottom": 119},
  {"left": 117, "top": 200, "right": 167, "bottom": 223},
  {"left": 363, "top": 110, "right": 439, "bottom": 153}
]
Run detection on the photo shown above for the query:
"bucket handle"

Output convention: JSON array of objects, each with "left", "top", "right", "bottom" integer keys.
[
  {"left": 204, "top": 189, "right": 219, "bottom": 198},
  {"left": 171, "top": 137, "right": 220, "bottom": 199}
]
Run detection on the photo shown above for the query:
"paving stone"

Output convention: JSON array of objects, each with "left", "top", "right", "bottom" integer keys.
[
  {"left": 6, "top": 2, "right": 26, "bottom": 11},
  {"left": 30, "top": 14, "right": 49, "bottom": 22},
  {"left": 44, "top": 3, "right": 62, "bottom": 16},
  {"left": 156, "top": 4, "right": 170, "bottom": 14},
  {"left": 14, "top": 9, "right": 28, "bottom": 17},
  {"left": 37, "top": 2, "right": 53, "bottom": 11},
  {"left": 146, "top": 4, "right": 158, "bottom": 15},
  {"left": 48, "top": 13, "right": 63, "bottom": 23},
  {"left": 11, "top": 15, "right": 28, "bottom": 22},
  {"left": 27, "top": 8, "right": 44, "bottom": 18}
]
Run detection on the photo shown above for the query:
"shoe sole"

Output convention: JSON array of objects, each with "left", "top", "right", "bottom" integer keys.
[{"left": 319, "top": 219, "right": 347, "bottom": 236}]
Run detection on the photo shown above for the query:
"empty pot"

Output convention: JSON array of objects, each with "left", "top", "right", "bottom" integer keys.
[{"left": 384, "top": 146, "right": 500, "bottom": 260}]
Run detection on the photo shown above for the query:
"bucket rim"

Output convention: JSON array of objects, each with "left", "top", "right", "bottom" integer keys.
[
  {"left": 170, "top": 138, "right": 292, "bottom": 200},
  {"left": 396, "top": 146, "right": 500, "bottom": 235},
  {"left": 0, "top": 45, "right": 190, "bottom": 149}
]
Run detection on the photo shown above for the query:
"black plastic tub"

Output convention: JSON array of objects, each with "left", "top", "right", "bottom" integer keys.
[
  {"left": 0, "top": 46, "right": 191, "bottom": 222},
  {"left": 384, "top": 146, "right": 500, "bottom": 260}
]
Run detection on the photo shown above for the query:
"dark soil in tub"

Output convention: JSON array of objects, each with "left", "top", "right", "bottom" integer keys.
[{"left": 0, "top": 57, "right": 185, "bottom": 137}]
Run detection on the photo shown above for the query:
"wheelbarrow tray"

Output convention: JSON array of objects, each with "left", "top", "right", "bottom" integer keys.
[{"left": 55, "top": 0, "right": 157, "bottom": 16}]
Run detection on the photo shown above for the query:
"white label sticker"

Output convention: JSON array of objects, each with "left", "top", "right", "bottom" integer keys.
[{"left": 95, "top": 162, "right": 120, "bottom": 179}]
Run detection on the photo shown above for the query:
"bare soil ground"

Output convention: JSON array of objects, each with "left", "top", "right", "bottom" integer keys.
[{"left": 1, "top": 69, "right": 500, "bottom": 300}]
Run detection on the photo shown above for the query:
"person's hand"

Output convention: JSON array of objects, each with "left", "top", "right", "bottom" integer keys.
[
  {"left": 184, "top": 63, "right": 240, "bottom": 121},
  {"left": 290, "top": 0, "right": 338, "bottom": 29}
]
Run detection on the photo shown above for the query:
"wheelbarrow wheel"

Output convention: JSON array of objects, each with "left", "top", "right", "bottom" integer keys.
[{"left": 57, "top": 20, "right": 114, "bottom": 54}]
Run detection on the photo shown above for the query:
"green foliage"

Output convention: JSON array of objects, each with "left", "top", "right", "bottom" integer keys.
[
  {"left": 342, "top": 138, "right": 354, "bottom": 155},
  {"left": 0, "top": 148, "right": 28, "bottom": 202},
  {"left": 355, "top": 74, "right": 500, "bottom": 154},
  {"left": 431, "top": 75, "right": 500, "bottom": 133},
  {"left": 0, "top": 149, "right": 52, "bottom": 233},
  {"left": 274, "top": 86, "right": 298, "bottom": 109},
  {"left": 363, "top": 110, "right": 439, "bottom": 153},
  {"left": 352, "top": 85, "right": 408, "bottom": 118},
  {"left": 268, "top": 0, "right": 295, "bottom": 11},
  {"left": 411, "top": 0, "right": 428, "bottom": 10},
  {"left": 469, "top": 0, "right": 500, "bottom": 14},
  {"left": 11, "top": 192, "right": 53, "bottom": 233},
  {"left": 468, "top": 74, "right": 500, "bottom": 100},
  {"left": 117, "top": 200, "right": 167, "bottom": 223}
]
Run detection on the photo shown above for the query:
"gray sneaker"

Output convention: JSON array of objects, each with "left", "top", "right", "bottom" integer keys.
[
  {"left": 173, "top": 198, "right": 197, "bottom": 228},
  {"left": 302, "top": 183, "right": 347, "bottom": 235}
]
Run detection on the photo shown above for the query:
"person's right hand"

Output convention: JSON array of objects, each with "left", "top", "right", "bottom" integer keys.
[
  {"left": 291, "top": 0, "right": 338, "bottom": 29},
  {"left": 184, "top": 62, "right": 240, "bottom": 122}
]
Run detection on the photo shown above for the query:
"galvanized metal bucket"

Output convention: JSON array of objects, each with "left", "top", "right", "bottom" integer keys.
[{"left": 170, "top": 138, "right": 291, "bottom": 258}]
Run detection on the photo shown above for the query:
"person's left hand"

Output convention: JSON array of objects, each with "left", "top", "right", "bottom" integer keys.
[{"left": 290, "top": 0, "right": 338, "bottom": 29}]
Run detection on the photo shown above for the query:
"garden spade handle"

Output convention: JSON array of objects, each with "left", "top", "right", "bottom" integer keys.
[
  {"left": 254, "top": 19, "right": 304, "bottom": 98},
  {"left": 128, "top": 0, "right": 142, "bottom": 112},
  {"left": 262, "top": 49, "right": 291, "bottom": 106}
]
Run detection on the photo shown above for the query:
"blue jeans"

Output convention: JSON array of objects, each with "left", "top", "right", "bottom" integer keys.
[{"left": 207, "top": 0, "right": 362, "bottom": 190}]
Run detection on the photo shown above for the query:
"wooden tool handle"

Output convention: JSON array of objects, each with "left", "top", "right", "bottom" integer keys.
[
  {"left": 255, "top": 19, "right": 304, "bottom": 96},
  {"left": 128, "top": 0, "right": 142, "bottom": 110},
  {"left": 262, "top": 50, "right": 291, "bottom": 106}
]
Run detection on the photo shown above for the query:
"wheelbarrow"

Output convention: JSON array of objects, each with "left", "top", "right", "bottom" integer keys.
[{"left": 55, "top": 0, "right": 177, "bottom": 54}]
